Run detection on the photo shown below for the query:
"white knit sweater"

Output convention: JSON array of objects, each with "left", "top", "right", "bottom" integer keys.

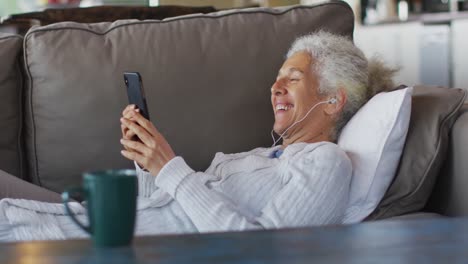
[{"left": 0, "top": 142, "right": 352, "bottom": 241}]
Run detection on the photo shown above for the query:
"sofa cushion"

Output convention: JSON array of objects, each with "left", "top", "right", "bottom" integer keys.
[
  {"left": 376, "top": 212, "right": 443, "bottom": 222},
  {"left": 22, "top": 3, "right": 355, "bottom": 192},
  {"left": 367, "top": 86, "right": 466, "bottom": 220},
  {"left": 0, "top": 33, "right": 23, "bottom": 179},
  {"left": 425, "top": 105, "right": 468, "bottom": 216}
]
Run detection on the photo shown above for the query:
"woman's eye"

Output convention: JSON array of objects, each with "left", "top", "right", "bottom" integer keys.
[{"left": 289, "top": 78, "right": 299, "bottom": 82}]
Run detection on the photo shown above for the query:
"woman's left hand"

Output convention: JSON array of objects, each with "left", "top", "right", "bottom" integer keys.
[{"left": 120, "top": 109, "right": 176, "bottom": 177}]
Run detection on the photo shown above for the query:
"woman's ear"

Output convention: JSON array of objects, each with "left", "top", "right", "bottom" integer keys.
[{"left": 324, "top": 88, "right": 347, "bottom": 116}]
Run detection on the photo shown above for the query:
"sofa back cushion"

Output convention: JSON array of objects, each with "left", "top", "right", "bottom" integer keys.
[
  {"left": 22, "top": 3, "right": 354, "bottom": 192},
  {"left": 367, "top": 86, "right": 466, "bottom": 219},
  {"left": 0, "top": 33, "right": 24, "bottom": 179},
  {"left": 425, "top": 104, "right": 468, "bottom": 216}
]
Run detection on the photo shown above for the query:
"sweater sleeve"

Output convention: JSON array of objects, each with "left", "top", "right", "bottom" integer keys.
[
  {"left": 135, "top": 161, "right": 158, "bottom": 198},
  {"left": 155, "top": 144, "right": 352, "bottom": 232}
]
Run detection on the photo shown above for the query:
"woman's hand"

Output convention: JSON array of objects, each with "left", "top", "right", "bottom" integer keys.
[
  {"left": 121, "top": 105, "right": 137, "bottom": 151},
  {"left": 119, "top": 106, "right": 176, "bottom": 176}
]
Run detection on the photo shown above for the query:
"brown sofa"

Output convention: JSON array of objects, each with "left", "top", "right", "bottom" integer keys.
[{"left": 0, "top": 2, "right": 467, "bottom": 221}]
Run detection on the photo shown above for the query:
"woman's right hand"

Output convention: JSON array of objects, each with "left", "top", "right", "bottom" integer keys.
[
  {"left": 119, "top": 104, "right": 176, "bottom": 175},
  {"left": 121, "top": 104, "right": 138, "bottom": 151}
]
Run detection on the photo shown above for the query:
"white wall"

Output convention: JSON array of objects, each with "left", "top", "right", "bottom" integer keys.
[
  {"left": 452, "top": 19, "right": 468, "bottom": 90},
  {"left": 354, "top": 22, "right": 422, "bottom": 87}
]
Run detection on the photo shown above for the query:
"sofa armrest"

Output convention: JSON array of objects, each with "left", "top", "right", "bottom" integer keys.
[{"left": 426, "top": 104, "right": 468, "bottom": 216}]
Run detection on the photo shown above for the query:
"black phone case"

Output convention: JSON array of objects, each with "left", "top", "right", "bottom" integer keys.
[{"left": 124, "top": 72, "right": 150, "bottom": 120}]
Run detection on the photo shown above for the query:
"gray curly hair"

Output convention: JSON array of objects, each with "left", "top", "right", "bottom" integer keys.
[{"left": 287, "top": 31, "right": 398, "bottom": 141}]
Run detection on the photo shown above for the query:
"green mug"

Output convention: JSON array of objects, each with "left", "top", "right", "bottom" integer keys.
[{"left": 61, "top": 169, "right": 138, "bottom": 247}]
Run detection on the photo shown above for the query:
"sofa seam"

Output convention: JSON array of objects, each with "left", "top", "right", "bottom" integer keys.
[
  {"left": 15, "top": 44, "right": 25, "bottom": 181},
  {"left": 23, "top": 2, "right": 352, "bottom": 37},
  {"left": 0, "top": 35, "right": 23, "bottom": 41},
  {"left": 22, "top": 33, "right": 41, "bottom": 187}
]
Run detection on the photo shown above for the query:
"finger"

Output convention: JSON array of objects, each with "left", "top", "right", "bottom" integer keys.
[
  {"left": 124, "top": 110, "right": 135, "bottom": 120},
  {"left": 122, "top": 105, "right": 133, "bottom": 117},
  {"left": 124, "top": 107, "right": 141, "bottom": 121},
  {"left": 121, "top": 123, "right": 129, "bottom": 135},
  {"left": 127, "top": 110, "right": 159, "bottom": 136},
  {"left": 121, "top": 122, "right": 136, "bottom": 142},
  {"left": 122, "top": 104, "right": 136, "bottom": 118},
  {"left": 125, "top": 129, "right": 136, "bottom": 140},
  {"left": 120, "top": 139, "right": 151, "bottom": 156},
  {"left": 121, "top": 150, "right": 148, "bottom": 167},
  {"left": 121, "top": 120, "right": 136, "bottom": 140},
  {"left": 121, "top": 118, "right": 154, "bottom": 146}
]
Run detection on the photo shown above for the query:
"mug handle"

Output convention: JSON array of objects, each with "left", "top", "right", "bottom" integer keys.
[{"left": 61, "top": 187, "right": 91, "bottom": 234}]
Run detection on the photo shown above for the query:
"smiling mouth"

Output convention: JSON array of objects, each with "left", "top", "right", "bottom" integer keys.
[{"left": 275, "top": 104, "right": 294, "bottom": 113}]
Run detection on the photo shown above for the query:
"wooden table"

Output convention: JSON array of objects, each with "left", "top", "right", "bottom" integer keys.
[{"left": 1, "top": 217, "right": 468, "bottom": 264}]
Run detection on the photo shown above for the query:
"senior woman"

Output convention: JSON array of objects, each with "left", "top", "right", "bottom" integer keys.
[{"left": 0, "top": 31, "right": 395, "bottom": 239}]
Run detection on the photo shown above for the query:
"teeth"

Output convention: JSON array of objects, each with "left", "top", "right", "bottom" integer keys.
[{"left": 276, "top": 104, "right": 293, "bottom": 111}]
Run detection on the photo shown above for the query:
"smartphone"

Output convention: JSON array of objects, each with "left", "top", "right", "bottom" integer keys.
[{"left": 123, "top": 72, "right": 150, "bottom": 121}]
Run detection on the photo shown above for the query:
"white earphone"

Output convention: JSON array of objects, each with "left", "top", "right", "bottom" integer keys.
[{"left": 271, "top": 97, "right": 337, "bottom": 146}]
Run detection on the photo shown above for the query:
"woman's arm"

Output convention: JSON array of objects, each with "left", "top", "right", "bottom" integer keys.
[
  {"left": 120, "top": 105, "right": 172, "bottom": 198},
  {"left": 134, "top": 162, "right": 159, "bottom": 198},
  {"left": 119, "top": 108, "right": 352, "bottom": 232},
  {"left": 155, "top": 144, "right": 352, "bottom": 232}
]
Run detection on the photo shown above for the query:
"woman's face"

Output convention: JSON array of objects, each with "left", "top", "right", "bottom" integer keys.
[{"left": 271, "top": 51, "right": 324, "bottom": 135}]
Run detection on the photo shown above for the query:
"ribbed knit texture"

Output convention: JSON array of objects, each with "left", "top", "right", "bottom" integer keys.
[
  {"left": 136, "top": 161, "right": 158, "bottom": 198},
  {"left": 154, "top": 157, "right": 195, "bottom": 197},
  {"left": 0, "top": 142, "right": 352, "bottom": 241},
  {"left": 154, "top": 142, "right": 352, "bottom": 232}
]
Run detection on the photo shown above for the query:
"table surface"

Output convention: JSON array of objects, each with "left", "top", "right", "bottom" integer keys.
[{"left": 1, "top": 217, "right": 468, "bottom": 264}]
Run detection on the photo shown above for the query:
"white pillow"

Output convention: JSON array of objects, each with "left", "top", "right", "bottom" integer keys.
[{"left": 338, "top": 87, "right": 413, "bottom": 224}]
